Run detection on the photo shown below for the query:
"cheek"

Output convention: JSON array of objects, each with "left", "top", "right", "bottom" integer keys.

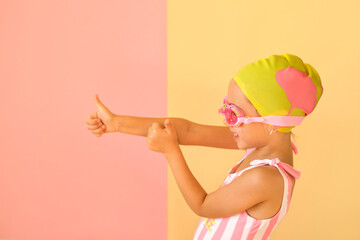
[
  {"left": 233, "top": 127, "right": 248, "bottom": 143},
  {"left": 234, "top": 124, "right": 267, "bottom": 142},
  {"left": 233, "top": 129, "right": 253, "bottom": 150}
]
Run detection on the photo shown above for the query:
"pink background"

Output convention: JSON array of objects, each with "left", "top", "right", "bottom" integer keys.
[{"left": 0, "top": 1, "right": 167, "bottom": 239}]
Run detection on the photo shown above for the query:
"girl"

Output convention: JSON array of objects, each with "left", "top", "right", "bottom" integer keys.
[{"left": 86, "top": 53, "right": 323, "bottom": 239}]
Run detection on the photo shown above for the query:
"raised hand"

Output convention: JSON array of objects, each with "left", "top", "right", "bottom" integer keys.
[
  {"left": 147, "top": 119, "right": 179, "bottom": 155},
  {"left": 86, "top": 95, "right": 117, "bottom": 137}
]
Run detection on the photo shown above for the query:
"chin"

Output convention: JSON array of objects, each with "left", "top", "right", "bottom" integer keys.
[
  {"left": 236, "top": 140, "right": 256, "bottom": 151},
  {"left": 236, "top": 141, "right": 246, "bottom": 150}
]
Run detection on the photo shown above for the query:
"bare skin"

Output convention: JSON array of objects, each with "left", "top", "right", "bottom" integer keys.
[
  {"left": 85, "top": 81, "right": 296, "bottom": 219},
  {"left": 224, "top": 79, "right": 295, "bottom": 219}
]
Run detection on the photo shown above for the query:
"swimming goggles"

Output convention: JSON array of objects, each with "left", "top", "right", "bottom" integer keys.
[{"left": 218, "top": 96, "right": 306, "bottom": 128}]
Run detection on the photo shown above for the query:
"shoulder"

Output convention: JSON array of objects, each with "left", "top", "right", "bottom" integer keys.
[
  {"left": 198, "top": 165, "right": 286, "bottom": 218},
  {"left": 234, "top": 165, "right": 284, "bottom": 196},
  {"left": 243, "top": 165, "right": 283, "bottom": 180}
]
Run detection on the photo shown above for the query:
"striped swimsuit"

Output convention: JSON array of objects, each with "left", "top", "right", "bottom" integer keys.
[{"left": 193, "top": 148, "right": 301, "bottom": 240}]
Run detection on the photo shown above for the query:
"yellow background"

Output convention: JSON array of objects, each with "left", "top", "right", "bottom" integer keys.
[{"left": 168, "top": 0, "right": 360, "bottom": 239}]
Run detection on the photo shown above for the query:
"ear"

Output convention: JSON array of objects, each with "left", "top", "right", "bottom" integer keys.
[{"left": 267, "top": 124, "right": 276, "bottom": 135}]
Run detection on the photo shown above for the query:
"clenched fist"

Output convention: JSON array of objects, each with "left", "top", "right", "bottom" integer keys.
[
  {"left": 147, "top": 119, "right": 179, "bottom": 155},
  {"left": 86, "top": 94, "right": 117, "bottom": 137}
]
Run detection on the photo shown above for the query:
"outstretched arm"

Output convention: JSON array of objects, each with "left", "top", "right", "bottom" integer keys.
[
  {"left": 115, "top": 115, "right": 238, "bottom": 149},
  {"left": 86, "top": 94, "right": 238, "bottom": 149}
]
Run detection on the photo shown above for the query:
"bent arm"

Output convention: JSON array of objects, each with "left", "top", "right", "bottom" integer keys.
[
  {"left": 164, "top": 145, "right": 277, "bottom": 218},
  {"left": 114, "top": 115, "right": 238, "bottom": 149}
]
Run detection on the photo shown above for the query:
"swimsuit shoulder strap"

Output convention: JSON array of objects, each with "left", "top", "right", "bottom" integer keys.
[{"left": 249, "top": 158, "right": 301, "bottom": 179}]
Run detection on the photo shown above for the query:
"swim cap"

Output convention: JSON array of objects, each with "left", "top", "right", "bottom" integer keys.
[{"left": 233, "top": 53, "right": 323, "bottom": 133}]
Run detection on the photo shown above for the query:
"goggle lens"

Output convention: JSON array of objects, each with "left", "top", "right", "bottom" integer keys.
[
  {"left": 224, "top": 108, "right": 238, "bottom": 125},
  {"left": 219, "top": 97, "right": 245, "bottom": 126}
]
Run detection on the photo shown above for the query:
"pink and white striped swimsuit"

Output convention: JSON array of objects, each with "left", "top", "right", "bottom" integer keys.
[{"left": 193, "top": 148, "right": 301, "bottom": 240}]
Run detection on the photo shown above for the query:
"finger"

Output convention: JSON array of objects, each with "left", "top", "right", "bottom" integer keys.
[
  {"left": 95, "top": 94, "right": 111, "bottom": 112},
  {"left": 152, "top": 122, "right": 162, "bottom": 129},
  {"left": 87, "top": 124, "right": 97, "bottom": 130},
  {"left": 87, "top": 122, "right": 103, "bottom": 130},
  {"left": 90, "top": 112, "right": 98, "bottom": 119},
  {"left": 147, "top": 126, "right": 153, "bottom": 136},
  {"left": 87, "top": 118, "right": 100, "bottom": 126},
  {"left": 92, "top": 126, "right": 105, "bottom": 135},
  {"left": 87, "top": 114, "right": 101, "bottom": 125},
  {"left": 146, "top": 138, "right": 151, "bottom": 148},
  {"left": 164, "top": 119, "right": 176, "bottom": 134},
  {"left": 86, "top": 119, "right": 103, "bottom": 128}
]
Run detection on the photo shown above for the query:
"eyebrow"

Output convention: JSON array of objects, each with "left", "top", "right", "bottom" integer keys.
[
  {"left": 227, "top": 99, "right": 243, "bottom": 109},
  {"left": 227, "top": 99, "right": 238, "bottom": 106}
]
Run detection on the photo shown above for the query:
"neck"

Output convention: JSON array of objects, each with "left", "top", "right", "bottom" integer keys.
[{"left": 250, "top": 131, "right": 293, "bottom": 164}]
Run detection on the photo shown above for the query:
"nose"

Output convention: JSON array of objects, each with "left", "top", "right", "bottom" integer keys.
[{"left": 223, "top": 119, "right": 228, "bottom": 126}]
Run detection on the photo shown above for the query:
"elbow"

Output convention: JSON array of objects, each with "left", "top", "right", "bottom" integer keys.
[
  {"left": 195, "top": 204, "right": 210, "bottom": 218},
  {"left": 193, "top": 196, "right": 208, "bottom": 217},
  {"left": 194, "top": 207, "right": 206, "bottom": 218},
  {"left": 188, "top": 202, "right": 203, "bottom": 217}
]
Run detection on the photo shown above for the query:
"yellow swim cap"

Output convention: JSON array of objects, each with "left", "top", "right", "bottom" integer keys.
[{"left": 233, "top": 53, "right": 323, "bottom": 133}]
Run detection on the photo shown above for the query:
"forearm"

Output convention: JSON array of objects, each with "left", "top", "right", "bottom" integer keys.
[
  {"left": 164, "top": 145, "right": 207, "bottom": 215},
  {"left": 114, "top": 115, "right": 191, "bottom": 144}
]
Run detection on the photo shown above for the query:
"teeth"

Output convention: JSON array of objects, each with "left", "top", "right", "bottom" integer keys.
[{"left": 234, "top": 133, "right": 239, "bottom": 137}]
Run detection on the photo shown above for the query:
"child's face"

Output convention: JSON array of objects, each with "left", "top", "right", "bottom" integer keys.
[{"left": 227, "top": 79, "right": 271, "bottom": 150}]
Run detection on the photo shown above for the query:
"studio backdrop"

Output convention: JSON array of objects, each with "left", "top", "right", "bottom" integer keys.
[{"left": 1, "top": 0, "right": 359, "bottom": 240}]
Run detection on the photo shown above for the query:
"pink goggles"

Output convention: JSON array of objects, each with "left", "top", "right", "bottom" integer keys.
[{"left": 218, "top": 96, "right": 306, "bottom": 128}]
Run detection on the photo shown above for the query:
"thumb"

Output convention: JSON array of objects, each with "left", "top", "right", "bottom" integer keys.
[
  {"left": 94, "top": 94, "right": 109, "bottom": 111},
  {"left": 164, "top": 119, "right": 176, "bottom": 135}
]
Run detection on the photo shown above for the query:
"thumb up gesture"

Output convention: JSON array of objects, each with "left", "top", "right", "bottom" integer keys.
[
  {"left": 86, "top": 94, "right": 117, "bottom": 137},
  {"left": 147, "top": 119, "right": 179, "bottom": 155}
]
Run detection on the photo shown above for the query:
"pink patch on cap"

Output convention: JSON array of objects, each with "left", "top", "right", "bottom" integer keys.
[{"left": 275, "top": 67, "right": 318, "bottom": 115}]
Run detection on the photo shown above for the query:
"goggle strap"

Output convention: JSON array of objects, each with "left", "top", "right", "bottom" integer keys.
[
  {"left": 238, "top": 116, "right": 305, "bottom": 127},
  {"left": 261, "top": 115, "right": 305, "bottom": 126},
  {"left": 220, "top": 96, "right": 306, "bottom": 127}
]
